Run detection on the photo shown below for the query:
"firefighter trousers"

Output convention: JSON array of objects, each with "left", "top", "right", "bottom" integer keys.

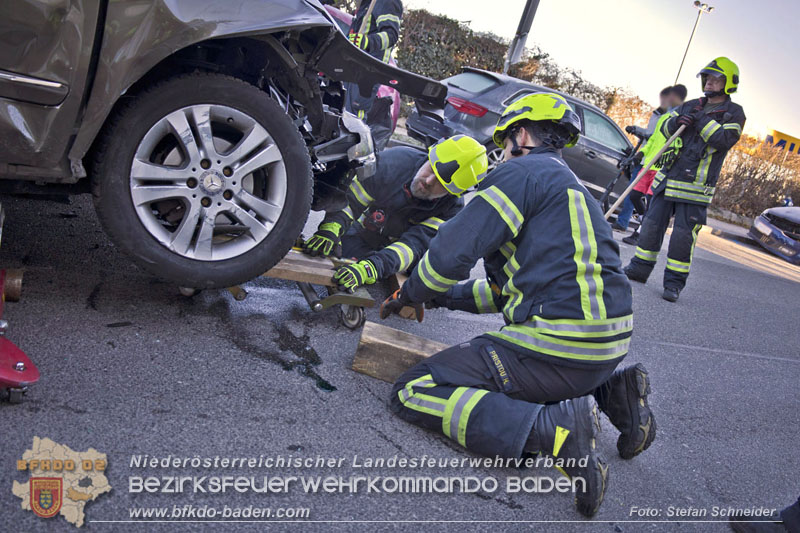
[
  {"left": 389, "top": 336, "right": 619, "bottom": 458},
  {"left": 627, "top": 192, "right": 706, "bottom": 290}
]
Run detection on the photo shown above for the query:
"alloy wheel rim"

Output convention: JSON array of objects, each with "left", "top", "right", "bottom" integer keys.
[{"left": 130, "top": 104, "right": 287, "bottom": 261}]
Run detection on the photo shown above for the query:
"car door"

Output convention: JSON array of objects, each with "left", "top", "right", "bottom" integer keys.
[
  {"left": 567, "top": 106, "right": 631, "bottom": 200},
  {"left": 0, "top": 0, "right": 100, "bottom": 169}
]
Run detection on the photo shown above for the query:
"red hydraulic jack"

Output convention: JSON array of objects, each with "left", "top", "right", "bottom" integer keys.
[{"left": 0, "top": 211, "right": 38, "bottom": 403}]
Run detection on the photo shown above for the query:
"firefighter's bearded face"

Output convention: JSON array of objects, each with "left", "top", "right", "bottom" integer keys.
[{"left": 410, "top": 161, "right": 448, "bottom": 200}]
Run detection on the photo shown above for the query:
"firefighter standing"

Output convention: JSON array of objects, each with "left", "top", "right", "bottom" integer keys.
[
  {"left": 380, "top": 93, "right": 656, "bottom": 517},
  {"left": 303, "top": 136, "right": 487, "bottom": 293},
  {"left": 623, "top": 57, "right": 746, "bottom": 302},
  {"left": 345, "top": 0, "right": 404, "bottom": 144}
]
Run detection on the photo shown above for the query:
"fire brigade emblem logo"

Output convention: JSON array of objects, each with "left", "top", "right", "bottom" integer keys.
[{"left": 30, "top": 477, "right": 63, "bottom": 518}]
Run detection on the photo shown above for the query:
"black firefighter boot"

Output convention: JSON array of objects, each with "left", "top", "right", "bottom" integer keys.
[
  {"left": 525, "top": 395, "right": 608, "bottom": 517},
  {"left": 623, "top": 261, "right": 651, "bottom": 284},
  {"left": 594, "top": 363, "right": 656, "bottom": 459}
]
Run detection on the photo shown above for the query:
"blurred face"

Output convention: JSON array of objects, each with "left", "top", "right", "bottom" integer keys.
[
  {"left": 704, "top": 74, "right": 726, "bottom": 95},
  {"left": 410, "top": 161, "right": 448, "bottom": 200},
  {"left": 659, "top": 94, "right": 671, "bottom": 109},
  {"left": 668, "top": 91, "right": 685, "bottom": 108}
]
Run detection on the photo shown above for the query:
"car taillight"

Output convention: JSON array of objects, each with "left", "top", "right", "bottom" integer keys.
[{"left": 447, "top": 97, "right": 488, "bottom": 117}]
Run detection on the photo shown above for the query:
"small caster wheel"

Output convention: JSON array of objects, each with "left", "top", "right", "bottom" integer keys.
[
  {"left": 340, "top": 305, "right": 365, "bottom": 330},
  {"left": 8, "top": 388, "right": 25, "bottom": 404},
  {"left": 227, "top": 286, "right": 248, "bottom": 301},
  {"left": 179, "top": 287, "right": 200, "bottom": 297}
]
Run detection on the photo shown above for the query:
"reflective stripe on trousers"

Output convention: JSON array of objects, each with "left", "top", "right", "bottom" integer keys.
[{"left": 397, "top": 374, "right": 489, "bottom": 447}]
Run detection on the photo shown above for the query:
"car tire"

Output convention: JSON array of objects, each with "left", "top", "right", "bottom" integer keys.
[{"left": 91, "top": 73, "right": 312, "bottom": 289}]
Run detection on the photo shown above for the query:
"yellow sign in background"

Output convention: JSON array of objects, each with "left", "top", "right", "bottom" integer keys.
[{"left": 765, "top": 130, "right": 800, "bottom": 155}]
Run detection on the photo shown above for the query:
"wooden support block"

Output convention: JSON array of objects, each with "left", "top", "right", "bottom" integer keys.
[
  {"left": 388, "top": 273, "right": 422, "bottom": 321},
  {"left": 264, "top": 250, "right": 337, "bottom": 286},
  {"left": 352, "top": 321, "right": 449, "bottom": 383}
]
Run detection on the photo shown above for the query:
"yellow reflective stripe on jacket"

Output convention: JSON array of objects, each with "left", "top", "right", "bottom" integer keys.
[
  {"left": 472, "top": 279, "right": 499, "bottom": 313},
  {"left": 665, "top": 189, "right": 714, "bottom": 204},
  {"left": 386, "top": 242, "right": 414, "bottom": 271},
  {"left": 418, "top": 217, "right": 445, "bottom": 231},
  {"left": 567, "top": 189, "right": 606, "bottom": 320},
  {"left": 377, "top": 31, "right": 390, "bottom": 50},
  {"left": 376, "top": 13, "right": 402, "bottom": 25},
  {"left": 418, "top": 251, "right": 458, "bottom": 292},
  {"left": 723, "top": 122, "right": 742, "bottom": 133},
  {"left": 699, "top": 119, "right": 721, "bottom": 142},
  {"left": 665, "top": 179, "right": 715, "bottom": 204},
  {"left": 522, "top": 314, "right": 633, "bottom": 339},
  {"left": 342, "top": 204, "right": 355, "bottom": 221},
  {"left": 650, "top": 170, "right": 666, "bottom": 190},
  {"left": 349, "top": 177, "right": 374, "bottom": 207},
  {"left": 475, "top": 186, "right": 524, "bottom": 237},
  {"left": 669, "top": 179, "right": 716, "bottom": 194},
  {"left": 489, "top": 328, "right": 630, "bottom": 362},
  {"left": 501, "top": 254, "right": 523, "bottom": 320},
  {"left": 499, "top": 241, "right": 517, "bottom": 260}
]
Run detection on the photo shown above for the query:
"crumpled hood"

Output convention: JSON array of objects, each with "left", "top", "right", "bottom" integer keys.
[{"left": 763, "top": 207, "right": 800, "bottom": 224}]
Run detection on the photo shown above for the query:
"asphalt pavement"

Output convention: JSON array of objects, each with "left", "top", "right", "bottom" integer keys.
[{"left": 1, "top": 193, "right": 798, "bottom": 532}]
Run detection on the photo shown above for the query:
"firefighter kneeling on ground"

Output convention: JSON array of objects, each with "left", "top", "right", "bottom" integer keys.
[
  {"left": 380, "top": 93, "right": 656, "bottom": 517},
  {"left": 623, "top": 57, "right": 746, "bottom": 302},
  {"left": 302, "top": 136, "right": 488, "bottom": 294}
]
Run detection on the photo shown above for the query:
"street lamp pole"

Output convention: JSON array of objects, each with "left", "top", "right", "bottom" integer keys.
[{"left": 674, "top": 1, "right": 714, "bottom": 85}]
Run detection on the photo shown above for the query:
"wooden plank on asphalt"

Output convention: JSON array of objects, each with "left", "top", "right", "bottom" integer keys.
[{"left": 352, "top": 321, "right": 449, "bottom": 383}]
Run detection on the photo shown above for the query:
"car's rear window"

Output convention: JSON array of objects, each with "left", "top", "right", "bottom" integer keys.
[{"left": 444, "top": 72, "right": 500, "bottom": 94}]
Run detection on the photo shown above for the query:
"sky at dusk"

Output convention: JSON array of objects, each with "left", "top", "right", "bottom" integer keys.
[{"left": 403, "top": 0, "right": 799, "bottom": 138}]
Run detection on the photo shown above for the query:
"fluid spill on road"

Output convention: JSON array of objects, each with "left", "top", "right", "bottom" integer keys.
[
  {"left": 196, "top": 289, "right": 338, "bottom": 392},
  {"left": 273, "top": 323, "right": 337, "bottom": 391}
]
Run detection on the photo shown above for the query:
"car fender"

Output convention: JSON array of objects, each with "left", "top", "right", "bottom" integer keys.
[{"left": 70, "top": 0, "right": 332, "bottom": 161}]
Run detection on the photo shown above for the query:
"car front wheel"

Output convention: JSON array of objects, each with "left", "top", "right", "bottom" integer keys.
[{"left": 91, "top": 73, "right": 312, "bottom": 288}]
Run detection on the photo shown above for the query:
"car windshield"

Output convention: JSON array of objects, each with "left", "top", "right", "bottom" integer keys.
[{"left": 445, "top": 72, "right": 499, "bottom": 94}]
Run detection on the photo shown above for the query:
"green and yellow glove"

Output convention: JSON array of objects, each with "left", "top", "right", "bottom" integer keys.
[
  {"left": 303, "top": 222, "right": 342, "bottom": 257},
  {"left": 348, "top": 32, "right": 369, "bottom": 50},
  {"left": 333, "top": 259, "right": 377, "bottom": 293}
]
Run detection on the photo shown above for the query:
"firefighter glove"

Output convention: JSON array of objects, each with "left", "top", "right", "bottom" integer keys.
[
  {"left": 349, "top": 32, "right": 369, "bottom": 50},
  {"left": 334, "top": 260, "right": 378, "bottom": 293},
  {"left": 676, "top": 114, "right": 695, "bottom": 128},
  {"left": 303, "top": 222, "right": 342, "bottom": 257},
  {"left": 380, "top": 289, "right": 424, "bottom": 323}
]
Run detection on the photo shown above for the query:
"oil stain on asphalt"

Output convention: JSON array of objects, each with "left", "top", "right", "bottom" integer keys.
[{"left": 184, "top": 285, "right": 338, "bottom": 392}]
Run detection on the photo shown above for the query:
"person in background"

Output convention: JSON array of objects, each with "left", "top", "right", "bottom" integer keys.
[
  {"left": 614, "top": 85, "right": 687, "bottom": 232},
  {"left": 623, "top": 58, "right": 745, "bottom": 302},
  {"left": 613, "top": 86, "right": 674, "bottom": 232},
  {"left": 621, "top": 85, "right": 688, "bottom": 245},
  {"left": 344, "top": 0, "right": 404, "bottom": 149}
]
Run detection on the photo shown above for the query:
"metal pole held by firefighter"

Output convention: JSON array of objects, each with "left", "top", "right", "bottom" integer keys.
[
  {"left": 603, "top": 125, "right": 687, "bottom": 220},
  {"left": 358, "top": 0, "right": 379, "bottom": 35}
]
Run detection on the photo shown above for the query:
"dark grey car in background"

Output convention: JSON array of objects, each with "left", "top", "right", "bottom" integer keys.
[{"left": 406, "top": 67, "right": 634, "bottom": 201}]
